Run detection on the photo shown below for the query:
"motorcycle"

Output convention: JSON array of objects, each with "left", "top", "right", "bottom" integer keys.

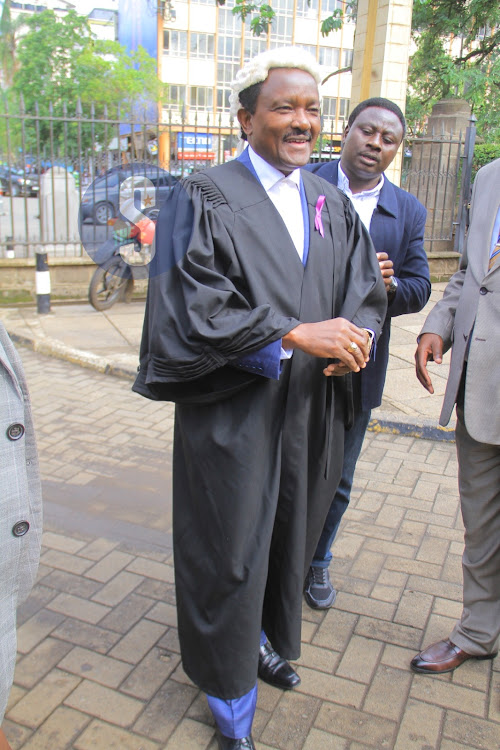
[{"left": 88, "top": 212, "right": 157, "bottom": 311}]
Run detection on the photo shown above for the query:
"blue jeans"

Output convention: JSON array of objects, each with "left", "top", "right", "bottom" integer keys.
[{"left": 312, "top": 409, "right": 371, "bottom": 567}]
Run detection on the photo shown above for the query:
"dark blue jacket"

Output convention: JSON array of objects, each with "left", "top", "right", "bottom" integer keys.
[{"left": 305, "top": 160, "right": 431, "bottom": 410}]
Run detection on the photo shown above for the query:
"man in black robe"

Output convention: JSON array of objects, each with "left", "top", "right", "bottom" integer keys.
[{"left": 134, "top": 46, "right": 387, "bottom": 750}]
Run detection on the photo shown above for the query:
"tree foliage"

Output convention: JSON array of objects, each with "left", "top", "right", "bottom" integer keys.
[{"left": 407, "top": 0, "right": 500, "bottom": 138}]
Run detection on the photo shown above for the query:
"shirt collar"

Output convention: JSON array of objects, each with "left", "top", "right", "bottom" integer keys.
[
  {"left": 337, "top": 162, "right": 384, "bottom": 199},
  {"left": 248, "top": 145, "right": 301, "bottom": 192}
]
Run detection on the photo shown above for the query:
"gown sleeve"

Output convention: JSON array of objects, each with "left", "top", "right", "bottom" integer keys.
[{"left": 133, "top": 179, "right": 300, "bottom": 402}]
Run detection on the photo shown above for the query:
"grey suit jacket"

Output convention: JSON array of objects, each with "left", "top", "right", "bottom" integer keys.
[
  {"left": 0, "top": 323, "right": 42, "bottom": 722},
  {"left": 421, "top": 158, "right": 500, "bottom": 444}
]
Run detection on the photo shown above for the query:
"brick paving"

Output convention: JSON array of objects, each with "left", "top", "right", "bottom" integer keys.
[{"left": 4, "top": 348, "right": 500, "bottom": 749}]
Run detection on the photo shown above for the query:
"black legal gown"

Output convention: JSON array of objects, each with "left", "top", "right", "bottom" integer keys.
[{"left": 133, "top": 160, "right": 387, "bottom": 699}]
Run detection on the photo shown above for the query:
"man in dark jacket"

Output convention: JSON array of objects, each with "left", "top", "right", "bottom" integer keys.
[{"left": 304, "top": 98, "right": 431, "bottom": 609}]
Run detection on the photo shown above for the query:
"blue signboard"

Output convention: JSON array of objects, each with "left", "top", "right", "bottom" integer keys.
[{"left": 177, "top": 133, "right": 214, "bottom": 150}]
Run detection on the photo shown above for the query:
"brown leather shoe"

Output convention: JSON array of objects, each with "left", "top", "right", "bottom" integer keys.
[{"left": 411, "top": 639, "right": 497, "bottom": 674}]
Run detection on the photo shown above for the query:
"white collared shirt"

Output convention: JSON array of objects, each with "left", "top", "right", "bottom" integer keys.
[
  {"left": 248, "top": 146, "right": 305, "bottom": 261},
  {"left": 337, "top": 163, "right": 384, "bottom": 231}
]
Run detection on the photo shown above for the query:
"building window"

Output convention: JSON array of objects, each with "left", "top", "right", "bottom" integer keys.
[
  {"left": 322, "top": 96, "right": 350, "bottom": 120},
  {"left": 190, "top": 32, "right": 215, "bottom": 58},
  {"left": 341, "top": 48, "right": 353, "bottom": 67},
  {"left": 339, "top": 97, "right": 349, "bottom": 119},
  {"left": 168, "top": 85, "right": 187, "bottom": 106},
  {"left": 318, "top": 46, "right": 340, "bottom": 68},
  {"left": 320, "top": 0, "right": 342, "bottom": 18},
  {"left": 296, "top": 0, "right": 318, "bottom": 18},
  {"left": 216, "top": 62, "right": 239, "bottom": 112},
  {"left": 243, "top": 35, "right": 267, "bottom": 62},
  {"left": 163, "top": 29, "right": 188, "bottom": 56},
  {"left": 190, "top": 86, "right": 214, "bottom": 111}
]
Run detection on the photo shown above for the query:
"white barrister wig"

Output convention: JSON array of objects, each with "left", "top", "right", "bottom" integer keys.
[{"left": 229, "top": 46, "right": 322, "bottom": 119}]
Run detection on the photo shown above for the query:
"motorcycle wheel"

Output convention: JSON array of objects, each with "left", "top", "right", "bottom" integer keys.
[{"left": 88, "top": 258, "right": 133, "bottom": 311}]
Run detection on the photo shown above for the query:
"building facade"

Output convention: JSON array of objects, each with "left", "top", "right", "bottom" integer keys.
[{"left": 159, "top": 0, "right": 355, "bottom": 134}]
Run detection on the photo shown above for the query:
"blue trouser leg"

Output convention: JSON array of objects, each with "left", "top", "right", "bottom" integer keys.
[
  {"left": 312, "top": 409, "right": 371, "bottom": 567},
  {"left": 205, "top": 631, "right": 267, "bottom": 738},
  {"left": 206, "top": 684, "right": 257, "bottom": 739}
]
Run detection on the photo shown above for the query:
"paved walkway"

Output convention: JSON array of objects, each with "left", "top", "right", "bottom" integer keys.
[
  {"left": 0, "top": 282, "right": 454, "bottom": 438},
  {"left": 3, "top": 292, "right": 498, "bottom": 749}
]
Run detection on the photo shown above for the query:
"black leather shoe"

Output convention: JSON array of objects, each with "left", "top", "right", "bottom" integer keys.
[
  {"left": 258, "top": 639, "right": 301, "bottom": 689},
  {"left": 216, "top": 731, "right": 256, "bottom": 749}
]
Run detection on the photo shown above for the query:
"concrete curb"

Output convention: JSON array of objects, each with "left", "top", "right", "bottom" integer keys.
[{"left": 8, "top": 326, "right": 455, "bottom": 443}]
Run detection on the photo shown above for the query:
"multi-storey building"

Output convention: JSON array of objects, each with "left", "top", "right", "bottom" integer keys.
[{"left": 159, "top": 0, "right": 355, "bottom": 134}]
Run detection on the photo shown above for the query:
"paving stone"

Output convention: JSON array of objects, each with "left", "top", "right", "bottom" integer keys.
[
  {"left": 296, "top": 642, "right": 339, "bottom": 674},
  {"left": 14, "top": 637, "right": 73, "bottom": 689},
  {"left": 314, "top": 703, "right": 396, "bottom": 747},
  {"left": 84, "top": 550, "right": 135, "bottom": 583},
  {"left": 78, "top": 538, "right": 120, "bottom": 561},
  {"left": 334, "top": 592, "right": 396, "bottom": 621},
  {"left": 64, "top": 679, "right": 144, "bottom": 726},
  {"left": 16, "top": 585, "right": 59, "bottom": 626},
  {"left": 355, "top": 616, "right": 421, "bottom": 650},
  {"left": 127, "top": 557, "right": 176, "bottom": 583},
  {"left": 394, "top": 590, "right": 433, "bottom": 629},
  {"left": 58, "top": 645, "right": 133, "bottom": 688},
  {"left": 163, "top": 718, "right": 214, "bottom": 749},
  {"left": 18, "top": 706, "right": 91, "bottom": 750},
  {"left": 488, "top": 670, "right": 500, "bottom": 722},
  {"left": 336, "top": 635, "right": 383, "bottom": 684},
  {"left": 7, "top": 670, "right": 81, "bottom": 729},
  {"left": 410, "top": 675, "right": 487, "bottom": 716},
  {"left": 91, "top": 571, "right": 144, "bottom": 606},
  {"left": 74, "top": 719, "right": 160, "bottom": 750},
  {"left": 16, "top": 610, "right": 65, "bottom": 654},
  {"left": 393, "top": 697, "right": 444, "bottom": 749},
  {"left": 405, "top": 574, "right": 462, "bottom": 601},
  {"left": 364, "top": 665, "right": 412, "bottom": 721},
  {"left": 120, "top": 646, "right": 181, "bottom": 700},
  {"left": 133, "top": 680, "right": 198, "bottom": 743},
  {"left": 157, "top": 628, "right": 181, "bottom": 654},
  {"left": 41, "top": 569, "right": 103, "bottom": 599},
  {"left": 295, "top": 666, "right": 366, "bottom": 708},
  {"left": 145, "top": 601, "right": 178, "bottom": 628},
  {"left": 51, "top": 617, "right": 122, "bottom": 654},
  {"left": 443, "top": 709, "right": 500, "bottom": 748},
  {"left": 349, "top": 550, "right": 386, "bottom": 582},
  {"left": 312, "top": 609, "right": 358, "bottom": 652},
  {"left": 109, "top": 620, "right": 166, "bottom": 664},
  {"left": 99, "top": 593, "right": 156, "bottom": 634},
  {"left": 40, "top": 550, "right": 94, "bottom": 576},
  {"left": 302, "top": 728, "right": 348, "bottom": 750},
  {"left": 260, "top": 691, "right": 320, "bottom": 750},
  {"left": 1, "top": 718, "right": 33, "bottom": 749},
  {"left": 46, "top": 592, "right": 111, "bottom": 624},
  {"left": 380, "top": 643, "right": 420, "bottom": 672}
]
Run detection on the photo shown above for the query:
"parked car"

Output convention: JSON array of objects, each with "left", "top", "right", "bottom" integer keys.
[
  {"left": 0, "top": 166, "right": 39, "bottom": 197},
  {"left": 79, "top": 165, "right": 177, "bottom": 225}
]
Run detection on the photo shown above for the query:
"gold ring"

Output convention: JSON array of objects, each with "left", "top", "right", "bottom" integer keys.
[{"left": 348, "top": 342, "right": 358, "bottom": 352}]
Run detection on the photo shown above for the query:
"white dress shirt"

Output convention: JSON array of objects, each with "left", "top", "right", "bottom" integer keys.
[
  {"left": 248, "top": 146, "right": 305, "bottom": 261},
  {"left": 337, "top": 163, "right": 384, "bottom": 231}
]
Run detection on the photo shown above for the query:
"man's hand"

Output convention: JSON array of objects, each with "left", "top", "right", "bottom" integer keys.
[
  {"left": 415, "top": 333, "right": 444, "bottom": 394},
  {"left": 282, "top": 318, "right": 370, "bottom": 373},
  {"left": 377, "top": 252, "right": 394, "bottom": 291}
]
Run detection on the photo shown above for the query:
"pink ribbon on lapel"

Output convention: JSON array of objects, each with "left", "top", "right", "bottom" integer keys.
[{"left": 315, "top": 195, "right": 326, "bottom": 238}]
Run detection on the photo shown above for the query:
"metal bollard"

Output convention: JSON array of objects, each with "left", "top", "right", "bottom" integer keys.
[{"left": 35, "top": 251, "right": 51, "bottom": 314}]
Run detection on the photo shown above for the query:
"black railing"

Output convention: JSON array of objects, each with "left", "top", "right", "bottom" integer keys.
[{"left": 0, "top": 101, "right": 474, "bottom": 259}]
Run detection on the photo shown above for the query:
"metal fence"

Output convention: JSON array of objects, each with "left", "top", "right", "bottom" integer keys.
[{"left": 0, "top": 101, "right": 474, "bottom": 259}]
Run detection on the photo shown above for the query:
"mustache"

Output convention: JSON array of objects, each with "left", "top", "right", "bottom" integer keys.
[{"left": 283, "top": 130, "right": 313, "bottom": 141}]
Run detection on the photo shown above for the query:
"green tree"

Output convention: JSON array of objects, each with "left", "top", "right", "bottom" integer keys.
[
  {"left": 10, "top": 10, "right": 165, "bottom": 152},
  {"left": 407, "top": 0, "right": 500, "bottom": 138}
]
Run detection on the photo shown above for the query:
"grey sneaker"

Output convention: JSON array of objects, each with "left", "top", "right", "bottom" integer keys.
[{"left": 304, "top": 566, "right": 337, "bottom": 609}]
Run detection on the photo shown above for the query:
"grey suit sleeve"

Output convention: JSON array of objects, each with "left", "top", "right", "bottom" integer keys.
[{"left": 419, "top": 167, "right": 480, "bottom": 351}]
